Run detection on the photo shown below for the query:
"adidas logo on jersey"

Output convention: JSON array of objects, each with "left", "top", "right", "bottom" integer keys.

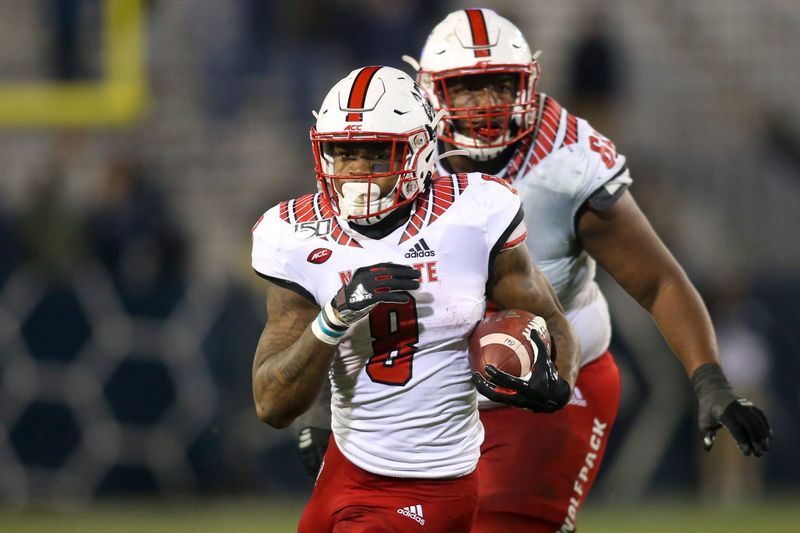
[
  {"left": 405, "top": 239, "right": 435, "bottom": 258},
  {"left": 568, "top": 386, "right": 587, "bottom": 407},
  {"left": 397, "top": 504, "right": 426, "bottom": 525}
]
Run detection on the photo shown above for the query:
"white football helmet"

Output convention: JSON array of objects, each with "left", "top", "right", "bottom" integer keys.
[
  {"left": 406, "top": 8, "right": 540, "bottom": 160},
  {"left": 311, "top": 66, "right": 441, "bottom": 224}
]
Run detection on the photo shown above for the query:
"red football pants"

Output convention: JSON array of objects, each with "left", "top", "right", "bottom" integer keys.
[
  {"left": 299, "top": 436, "right": 479, "bottom": 532},
  {"left": 473, "top": 351, "right": 621, "bottom": 533}
]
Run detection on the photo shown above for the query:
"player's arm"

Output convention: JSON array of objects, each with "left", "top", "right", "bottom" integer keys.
[
  {"left": 579, "top": 191, "right": 771, "bottom": 456},
  {"left": 252, "top": 262, "right": 421, "bottom": 429},
  {"left": 252, "top": 282, "right": 336, "bottom": 429},
  {"left": 479, "top": 243, "right": 579, "bottom": 413},
  {"left": 488, "top": 244, "right": 580, "bottom": 390}
]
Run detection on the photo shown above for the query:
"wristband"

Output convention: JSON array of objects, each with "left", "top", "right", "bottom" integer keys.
[
  {"left": 691, "top": 363, "right": 738, "bottom": 423},
  {"left": 311, "top": 302, "right": 349, "bottom": 345},
  {"left": 691, "top": 363, "right": 733, "bottom": 398}
]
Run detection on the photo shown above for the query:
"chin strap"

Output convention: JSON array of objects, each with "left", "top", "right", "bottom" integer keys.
[
  {"left": 431, "top": 108, "right": 447, "bottom": 130},
  {"left": 437, "top": 149, "right": 469, "bottom": 162}
]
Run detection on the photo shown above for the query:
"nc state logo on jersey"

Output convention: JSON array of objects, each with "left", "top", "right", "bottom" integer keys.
[
  {"left": 307, "top": 248, "right": 332, "bottom": 264},
  {"left": 339, "top": 261, "right": 438, "bottom": 284}
]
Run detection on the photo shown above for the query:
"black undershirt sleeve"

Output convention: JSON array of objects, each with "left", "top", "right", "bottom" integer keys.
[
  {"left": 488, "top": 206, "right": 525, "bottom": 278},
  {"left": 574, "top": 165, "right": 630, "bottom": 234},
  {"left": 254, "top": 270, "right": 318, "bottom": 305}
]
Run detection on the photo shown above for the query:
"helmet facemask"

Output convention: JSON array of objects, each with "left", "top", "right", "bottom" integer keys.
[
  {"left": 311, "top": 66, "right": 440, "bottom": 224},
  {"left": 312, "top": 131, "right": 434, "bottom": 225},
  {"left": 424, "top": 63, "right": 539, "bottom": 161}
]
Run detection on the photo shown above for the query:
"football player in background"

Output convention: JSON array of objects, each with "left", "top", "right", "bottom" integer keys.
[
  {"left": 252, "top": 66, "right": 579, "bottom": 532},
  {"left": 295, "top": 9, "right": 773, "bottom": 532}
]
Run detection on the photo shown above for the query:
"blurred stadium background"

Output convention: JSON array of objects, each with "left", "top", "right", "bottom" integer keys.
[{"left": 0, "top": 0, "right": 798, "bottom": 531}]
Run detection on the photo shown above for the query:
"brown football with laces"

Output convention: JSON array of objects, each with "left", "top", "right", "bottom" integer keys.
[{"left": 468, "top": 309, "right": 551, "bottom": 384}]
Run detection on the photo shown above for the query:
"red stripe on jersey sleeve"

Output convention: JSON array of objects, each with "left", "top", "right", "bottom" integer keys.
[
  {"left": 504, "top": 135, "right": 534, "bottom": 183},
  {"left": 457, "top": 173, "right": 470, "bottom": 194},
  {"left": 399, "top": 191, "right": 430, "bottom": 244},
  {"left": 501, "top": 231, "right": 528, "bottom": 250},
  {"left": 328, "top": 219, "right": 362, "bottom": 248},
  {"left": 528, "top": 98, "right": 564, "bottom": 166},
  {"left": 279, "top": 202, "right": 289, "bottom": 223},
  {"left": 429, "top": 175, "right": 456, "bottom": 221},
  {"left": 317, "top": 194, "right": 334, "bottom": 218},
  {"left": 293, "top": 194, "right": 317, "bottom": 223},
  {"left": 398, "top": 175, "right": 465, "bottom": 244},
  {"left": 251, "top": 214, "right": 264, "bottom": 232},
  {"left": 563, "top": 113, "right": 578, "bottom": 146}
]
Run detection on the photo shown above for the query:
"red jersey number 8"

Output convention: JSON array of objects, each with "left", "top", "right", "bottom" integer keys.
[{"left": 366, "top": 298, "right": 419, "bottom": 386}]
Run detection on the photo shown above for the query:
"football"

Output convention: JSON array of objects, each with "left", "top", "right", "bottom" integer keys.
[{"left": 468, "top": 309, "right": 551, "bottom": 380}]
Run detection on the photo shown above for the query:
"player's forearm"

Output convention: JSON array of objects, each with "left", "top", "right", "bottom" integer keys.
[
  {"left": 645, "top": 273, "right": 719, "bottom": 377},
  {"left": 253, "top": 327, "right": 337, "bottom": 429},
  {"left": 544, "top": 311, "right": 580, "bottom": 390}
]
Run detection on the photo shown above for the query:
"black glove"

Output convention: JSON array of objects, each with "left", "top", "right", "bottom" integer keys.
[
  {"left": 327, "top": 262, "right": 421, "bottom": 326},
  {"left": 298, "top": 426, "right": 332, "bottom": 477},
  {"left": 472, "top": 328, "right": 571, "bottom": 413},
  {"left": 691, "top": 363, "right": 772, "bottom": 457}
]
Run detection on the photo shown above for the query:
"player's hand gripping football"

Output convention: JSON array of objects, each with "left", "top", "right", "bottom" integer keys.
[
  {"left": 471, "top": 328, "right": 572, "bottom": 413},
  {"left": 324, "top": 262, "right": 421, "bottom": 327},
  {"left": 692, "top": 363, "right": 772, "bottom": 457}
]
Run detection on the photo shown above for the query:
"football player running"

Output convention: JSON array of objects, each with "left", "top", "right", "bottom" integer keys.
[
  {"left": 406, "top": 8, "right": 773, "bottom": 532},
  {"left": 251, "top": 66, "right": 579, "bottom": 532},
  {"left": 295, "top": 9, "right": 773, "bottom": 532}
]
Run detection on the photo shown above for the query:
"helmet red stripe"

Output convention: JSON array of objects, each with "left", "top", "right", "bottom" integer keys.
[
  {"left": 345, "top": 66, "right": 381, "bottom": 122},
  {"left": 465, "top": 9, "right": 491, "bottom": 58}
]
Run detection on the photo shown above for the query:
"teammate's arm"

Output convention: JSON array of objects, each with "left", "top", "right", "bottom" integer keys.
[
  {"left": 252, "top": 283, "right": 337, "bottom": 429},
  {"left": 488, "top": 244, "right": 580, "bottom": 391},
  {"left": 579, "top": 190, "right": 771, "bottom": 456},
  {"left": 579, "top": 191, "right": 714, "bottom": 375}
]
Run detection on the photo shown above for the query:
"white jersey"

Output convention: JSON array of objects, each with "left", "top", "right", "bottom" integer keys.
[
  {"left": 437, "top": 95, "right": 631, "bottom": 368},
  {"left": 252, "top": 173, "right": 524, "bottom": 478}
]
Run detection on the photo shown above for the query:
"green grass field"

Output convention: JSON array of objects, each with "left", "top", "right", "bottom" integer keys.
[{"left": 1, "top": 498, "right": 798, "bottom": 532}]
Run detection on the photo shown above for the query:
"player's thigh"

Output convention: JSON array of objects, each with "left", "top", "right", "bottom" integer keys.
[
  {"left": 301, "top": 437, "right": 478, "bottom": 533},
  {"left": 328, "top": 484, "right": 478, "bottom": 532},
  {"left": 477, "top": 352, "right": 621, "bottom": 525},
  {"left": 332, "top": 499, "right": 476, "bottom": 533}
]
